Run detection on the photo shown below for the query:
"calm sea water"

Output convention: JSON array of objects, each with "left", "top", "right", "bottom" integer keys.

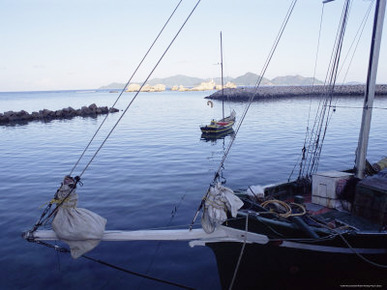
[{"left": 0, "top": 89, "right": 386, "bottom": 289}]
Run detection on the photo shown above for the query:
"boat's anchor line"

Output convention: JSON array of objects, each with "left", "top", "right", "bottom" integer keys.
[{"left": 28, "top": 239, "right": 195, "bottom": 290}]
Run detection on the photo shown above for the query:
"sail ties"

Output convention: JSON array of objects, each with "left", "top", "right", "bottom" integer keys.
[{"left": 27, "top": 176, "right": 82, "bottom": 235}]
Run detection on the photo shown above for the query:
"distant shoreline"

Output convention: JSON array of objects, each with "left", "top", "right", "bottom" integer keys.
[{"left": 205, "top": 84, "right": 387, "bottom": 101}]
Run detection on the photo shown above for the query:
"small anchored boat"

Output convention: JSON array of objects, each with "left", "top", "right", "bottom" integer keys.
[
  {"left": 200, "top": 109, "right": 236, "bottom": 136},
  {"left": 200, "top": 32, "right": 235, "bottom": 138}
]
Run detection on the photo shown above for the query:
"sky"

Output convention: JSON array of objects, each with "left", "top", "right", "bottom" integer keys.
[{"left": 0, "top": 0, "right": 386, "bottom": 92}]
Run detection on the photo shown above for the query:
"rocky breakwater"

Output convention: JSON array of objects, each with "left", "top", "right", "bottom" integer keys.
[
  {"left": 0, "top": 103, "right": 119, "bottom": 125},
  {"left": 206, "top": 84, "right": 387, "bottom": 101}
]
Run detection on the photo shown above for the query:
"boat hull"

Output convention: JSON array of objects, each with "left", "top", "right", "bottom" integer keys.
[
  {"left": 200, "top": 110, "right": 236, "bottom": 135},
  {"left": 207, "top": 238, "right": 387, "bottom": 289},
  {"left": 200, "top": 122, "right": 234, "bottom": 134}
]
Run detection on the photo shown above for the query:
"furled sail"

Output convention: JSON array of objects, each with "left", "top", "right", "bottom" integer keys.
[
  {"left": 51, "top": 176, "right": 107, "bottom": 259},
  {"left": 201, "top": 183, "right": 243, "bottom": 234}
]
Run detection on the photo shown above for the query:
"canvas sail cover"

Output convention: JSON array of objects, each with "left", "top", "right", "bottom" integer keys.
[
  {"left": 201, "top": 183, "right": 244, "bottom": 233},
  {"left": 51, "top": 176, "right": 107, "bottom": 259}
]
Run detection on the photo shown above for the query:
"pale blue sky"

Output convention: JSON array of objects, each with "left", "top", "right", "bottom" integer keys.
[{"left": 0, "top": 0, "right": 385, "bottom": 91}]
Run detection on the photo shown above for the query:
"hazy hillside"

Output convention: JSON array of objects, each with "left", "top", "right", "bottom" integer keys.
[
  {"left": 271, "top": 75, "right": 323, "bottom": 86},
  {"left": 232, "top": 72, "right": 271, "bottom": 86},
  {"left": 99, "top": 73, "right": 323, "bottom": 89},
  {"left": 147, "top": 74, "right": 204, "bottom": 87}
]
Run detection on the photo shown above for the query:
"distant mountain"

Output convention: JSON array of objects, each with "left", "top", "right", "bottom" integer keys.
[
  {"left": 147, "top": 74, "right": 204, "bottom": 87},
  {"left": 98, "top": 73, "right": 323, "bottom": 89},
  {"left": 232, "top": 72, "right": 271, "bottom": 86},
  {"left": 270, "top": 75, "right": 323, "bottom": 86},
  {"left": 99, "top": 82, "right": 127, "bottom": 90}
]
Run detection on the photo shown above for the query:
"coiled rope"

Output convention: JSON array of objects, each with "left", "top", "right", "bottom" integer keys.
[{"left": 260, "top": 200, "right": 306, "bottom": 218}]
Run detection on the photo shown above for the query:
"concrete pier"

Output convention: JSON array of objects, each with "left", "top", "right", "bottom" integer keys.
[{"left": 206, "top": 84, "right": 387, "bottom": 101}]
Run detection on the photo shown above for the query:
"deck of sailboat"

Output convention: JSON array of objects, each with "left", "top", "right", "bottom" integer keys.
[
  {"left": 313, "top": 205, "right": 383, "bottom": 232},
  {"left": 235, "top": 191, "right": 385, "bottom": 232}
]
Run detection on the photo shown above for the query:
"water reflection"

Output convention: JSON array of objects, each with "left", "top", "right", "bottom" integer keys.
[{"left": 200, "top": 128, "right": 235, "bottom": 143}]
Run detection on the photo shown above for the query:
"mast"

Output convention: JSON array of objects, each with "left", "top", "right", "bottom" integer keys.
[
  {"left": 220, "top": 31, "right": 225, "bottom": 119},
  {"left": 355, "top": 0, "right": 386, "bottom": 179}
]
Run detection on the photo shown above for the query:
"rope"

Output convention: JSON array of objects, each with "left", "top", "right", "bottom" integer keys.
[
  {"left": 69, "top": 0, "right": 184, "bottom": 176},
  {"left": 30, "top": 176, "right": 81, "bottom": 233},
  {"left": 308, "top": 215, "right": 387, "bottom": 269},
  {"left": 190, "top": 0, "right": 298, "bottom": 229},
  {"left": 31, "top": 0, "right": 198, "bottom": 234},
  {"left": 229, "top": 211, "right": 387, "bottom": 270},
  {"left": 229, "top": 213, "right": 249, "bottom": 290},
  {"left": 218, "top": 0, "right": 298, "bottom": 191},
  {"left": 31, "top": 240, "right": 195, "bottom": 289},
  {"left": 260, "top": 200, "right": 306, "bottom": 218},
  {"left": 139, "top": 194, "right": 187, "bottom": 290},
  {"left": 299, "top": 0, "right": 352, "bottom": 179},
  {"left": 336, "top": 231, "right": 387, "bottom": 269},
  {"left": 78, "top": 0, "right": 202, "bottom": 178},
  {"left": 340, "top": 0, "right": 374, "bottom": 83},
  {"left": 246, "top": 206, "right": 387, "bottom": 269},
  {"left": 290, "top": 2, "right": 326, "bottom": 181},
  {"left": 31, "top": 0, "right": 202, "bottom": 234}
]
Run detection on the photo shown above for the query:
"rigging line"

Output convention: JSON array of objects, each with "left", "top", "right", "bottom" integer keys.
[
  {"left": 311, "top": 0, "right": 351, "bottom": 174},
  {"left": 312, "top": 4, "right": 326, "bottom": 86},
  {"left": 138, "top": 194, "right": 186, "bottom": 290},
  {"left": 189, "top": 0, "right": 298, "bottom": 229},
  {"left": 78, "top": 0, "right": 202, "bottom": 178},
  {"left": 32, "top": 240, "right": 195, "bottom": 289},
  {"left": 336, "top": 231, "right": 387, "bottom": 269},
  {"left": 301, "top": 3, "right": 326, "bottom": 172},
  {"left": 228, "top": 213, "right": 248, "bottom": 290},
  {"left": 215, "top": 0, "right": 298, "bottom": 181},
  {"left": 32, "top": 0, "right": 186, "bottom": 227},
  {"left": 31, "top": 177, "right": 82, "bottom": 232},
  {"left": 254, "top": 0, "right": 297, "bottom": 88},
  {"left": 303, "top": 0, "right": 352, "bottom": 177},
  {"left": 305, "top": 0, "right": 345, "bottom": 152},
  {"left": 308, "top": 219, "right": 387, "bottom": 269},
  {"left": 293, "top": 2, "right": 327, "bottom": 181},
  {"left": 340, "top": 0, "right": 375, "bottom": 83},
  {"left": 69, "top": 0, "right": 184, "bottom": 176}
]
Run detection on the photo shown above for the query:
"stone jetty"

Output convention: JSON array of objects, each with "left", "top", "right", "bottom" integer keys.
[
  {"left": 206, "top": 84, "right": 387, "bottom": 101},
  {"left": 0, "top": 103, "right": 119, "bottom": 125}
]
